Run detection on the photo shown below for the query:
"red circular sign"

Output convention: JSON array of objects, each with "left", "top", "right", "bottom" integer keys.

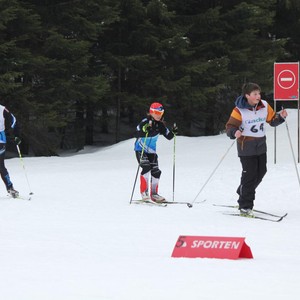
[{"left": 277, "top": 70, "right": 296, "bottom": 89}]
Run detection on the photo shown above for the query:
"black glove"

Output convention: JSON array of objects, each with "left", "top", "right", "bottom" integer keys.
[
  {"left": 172, "top": 124, "right": 178, "bottom": 135},
  {"left": 14, "top": 137, "right": 21, "bottom": 145},
  {"left": 142, "top": 123, "right": 151, "bottom": 133}
]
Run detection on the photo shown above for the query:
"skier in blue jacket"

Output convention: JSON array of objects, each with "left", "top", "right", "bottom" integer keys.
[
  {"left": 134, "top": 102, "right": 177, "bottom": 202},
  {"left": 0, "top": 104, "right": 21, "bottom": 198}
]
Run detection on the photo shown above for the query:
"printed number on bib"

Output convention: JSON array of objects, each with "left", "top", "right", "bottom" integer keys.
[{"left": 250, "top": 123, "right": 264, "bottom": 133}]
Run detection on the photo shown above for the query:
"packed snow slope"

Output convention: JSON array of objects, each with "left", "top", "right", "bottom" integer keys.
[{"left": 0, "top": 109, "right": 300, "bottom": 300}]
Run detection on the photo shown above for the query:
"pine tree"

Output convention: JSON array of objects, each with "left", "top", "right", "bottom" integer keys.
[
  {"left": 275, "top": 0, "right": 300, "bottom": 61},
  {"left": 163, "top": 1, "right": 232, "bottom": 135},
  {"left": 163, "top": 0, "right": 286, "bottom": 135},
  {"left": 23, "top": 0, "right": 116, "bottom": 153},
  {"left": 0, "top": 0, "right": 293, "bottom": 152},
  {"left": 0, "top": 0, "right": 46, "bottom": 153}
]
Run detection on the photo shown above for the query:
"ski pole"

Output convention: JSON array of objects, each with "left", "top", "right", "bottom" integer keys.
[
  {"left": 192, "top": 139, "right": 236, "bottom": 203},
  {"left": 283, "top": 113, "right": 300, "bottom": 189},
  {"left": 129, "top": 129, "right": 149, "bottom": 204},
  {"left": 16, "top": 144, "right": 33, "bottom": 195},
  {"left": 172, "top": 124, "right": 176, "bottom": 202},
  {"left": 129, "top": 164, "right": 140, "bottom": 204}
]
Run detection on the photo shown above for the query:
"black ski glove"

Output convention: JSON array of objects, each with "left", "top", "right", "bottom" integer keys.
[
  {"left": 14, "top": 137, "right": 21, "bottom": 145},
  {"left": 142, "top": 123, "right": 151, "bottom": 133},
  {"left": 172, "top": 124, "right": 178, "bottom": 135}
]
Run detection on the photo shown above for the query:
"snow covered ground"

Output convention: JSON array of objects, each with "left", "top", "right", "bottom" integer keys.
[{"left": 0, "top": 109, "right": 300, "bottom": 300}]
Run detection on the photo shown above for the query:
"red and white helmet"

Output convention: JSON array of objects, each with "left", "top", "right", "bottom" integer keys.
[{"left": 149, "top": 102, "right": 164, "bottom": 117}]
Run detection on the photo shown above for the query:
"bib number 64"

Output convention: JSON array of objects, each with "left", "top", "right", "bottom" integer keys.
[{"left": 250, "top": 123, "right": 264, "bottom": 133}]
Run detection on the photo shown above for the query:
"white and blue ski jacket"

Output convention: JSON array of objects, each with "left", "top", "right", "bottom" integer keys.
[{"left": 134, "top": 117, "right": 174, "bottom": 154}]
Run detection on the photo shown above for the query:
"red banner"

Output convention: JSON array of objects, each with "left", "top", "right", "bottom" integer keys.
[
  {"left": 171, "top": 236, "right": 253, "bottom": 259},
  {"left": 274, "top": 62, "right": 299, "bottom": 101}
]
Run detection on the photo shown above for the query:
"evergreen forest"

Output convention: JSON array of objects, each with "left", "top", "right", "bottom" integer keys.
[{"left": 0, "top": 0, "right": 299, "bottom": 155}]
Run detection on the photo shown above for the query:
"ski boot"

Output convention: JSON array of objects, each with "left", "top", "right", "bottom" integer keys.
[{"left": 7, "top": 187, "right": 19, "bottom": 198}]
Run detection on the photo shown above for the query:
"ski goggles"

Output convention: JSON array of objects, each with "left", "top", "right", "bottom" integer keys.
[{"left": 150, "top": 107, "right": 164, "bottom": 116}]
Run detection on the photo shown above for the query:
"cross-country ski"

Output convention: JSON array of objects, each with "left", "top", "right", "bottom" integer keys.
[
  {"left": 213, "top": 204, "right": 288, "bottom": 219},
  {"left": 222, "top": 212, "right": 286, "bottom": 222}
]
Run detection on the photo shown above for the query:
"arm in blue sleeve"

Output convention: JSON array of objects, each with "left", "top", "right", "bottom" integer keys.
[{"left": 4, "top": 108, "right": 19, "bottom": 136}]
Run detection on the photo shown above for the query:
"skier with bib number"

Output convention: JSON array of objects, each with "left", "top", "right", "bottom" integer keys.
[
  {"left": 134, "top": 102, "right": 177, "bottom": 202},
  {"left": 226, "top": 82, "right": 287, "bottom": 216}
]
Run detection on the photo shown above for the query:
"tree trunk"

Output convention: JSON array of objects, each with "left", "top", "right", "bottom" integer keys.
[
  {"left": 85, "top": 104, "right": 94, "bottom": 145},
  {"left": 115, "top": 66, "right": 121, "bottom": 143},
  {"left": 75, "top": 101, "right": 85, "bottom": 151}
]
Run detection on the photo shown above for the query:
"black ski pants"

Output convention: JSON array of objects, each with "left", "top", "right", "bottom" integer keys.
[
  {"left": 0, "top": 144, "right": 12, "bottom": 190},
  {"left": 135, "top": 151, "right": 161, "bottom": 178},
  {"left": 237, "top": 153, "right": 267, "bottom": 210}
]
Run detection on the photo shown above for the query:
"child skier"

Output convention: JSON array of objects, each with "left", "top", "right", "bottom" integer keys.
[
  {"left": 0, "top": 103, "right": 21, "bottom": 198},
  {"left": 226, "top": 82, "right": 287, "bottom": 216},
  {"left": 134, "top": 102, "right": 177, "bottom": 202}
]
